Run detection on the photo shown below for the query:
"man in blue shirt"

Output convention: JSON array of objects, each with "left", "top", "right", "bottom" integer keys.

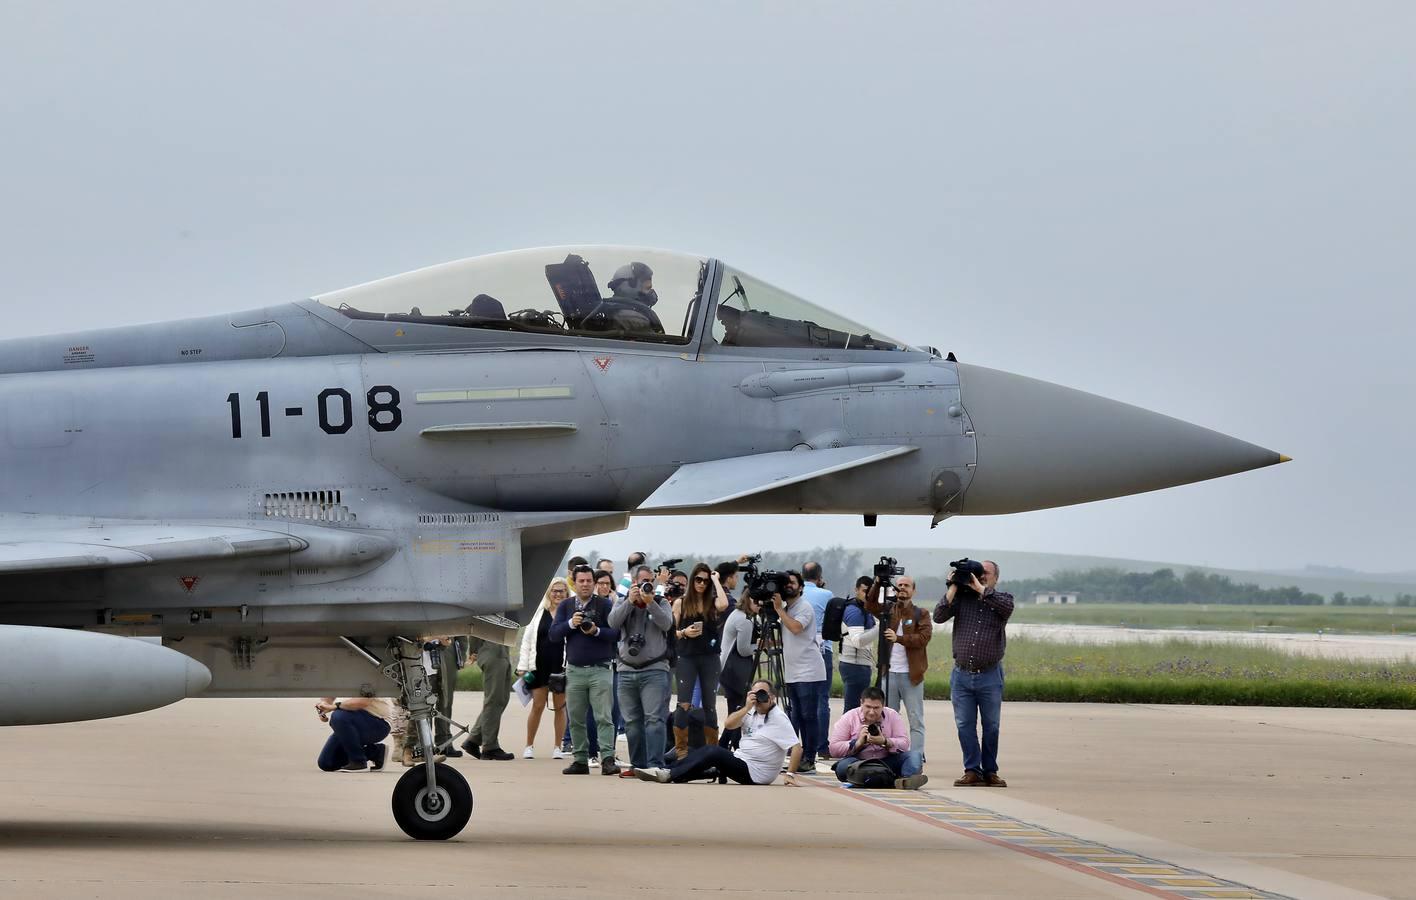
[
  {"left": 549, "top": 564, "right": 622, "bottom": 775},
  {"left": 800, "top": 561, "right": 835, "bottom": 759}
]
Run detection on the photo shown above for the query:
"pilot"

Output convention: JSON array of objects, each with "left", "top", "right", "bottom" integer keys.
[{"left": 607, "top": 261, "right": 658, "bottom": 307}]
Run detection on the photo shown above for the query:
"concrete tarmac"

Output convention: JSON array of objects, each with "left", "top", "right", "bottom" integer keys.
[{"left": 0, "top": 695, "right": 1411, "bottom": 899}]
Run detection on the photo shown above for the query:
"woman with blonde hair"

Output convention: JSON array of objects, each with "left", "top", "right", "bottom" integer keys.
[{"left": 517, "top": 577, "right": 569, "bottom": 759}]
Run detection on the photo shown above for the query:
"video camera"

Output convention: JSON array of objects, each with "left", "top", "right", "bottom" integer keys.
[
  {"left": 874, "top": 555, "right": 904, "bottom": 585},
  {"left": 740, "top": 554, "right": 789, "bottom": 618},
  {"left": 949, "top": 557, "right": 986, "bottom": 589}
]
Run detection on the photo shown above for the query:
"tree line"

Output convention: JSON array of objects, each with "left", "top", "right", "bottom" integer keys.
[{"left": 578, "top": 548, "right": 1415, "bottom": 607}]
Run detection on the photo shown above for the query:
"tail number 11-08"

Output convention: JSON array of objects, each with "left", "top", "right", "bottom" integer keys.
[{"left": 226, "top": 386, "right": 402, "bottom": 438}]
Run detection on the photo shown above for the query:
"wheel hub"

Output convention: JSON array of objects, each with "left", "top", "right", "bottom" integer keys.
[{"left": 415, "top": 786, "right": 452, "bottom": 822}]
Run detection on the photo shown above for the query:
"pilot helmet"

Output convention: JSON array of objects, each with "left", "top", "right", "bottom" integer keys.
[{"left": 607, "top": 261, "right": 658, "bottom": 306}]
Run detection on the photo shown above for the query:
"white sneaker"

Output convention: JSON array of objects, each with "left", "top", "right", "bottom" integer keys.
[
  {"left": 552, "top": 747, "right": 566, "bottom": 760},
  {"left": 634, "top": 767, "right": 671, "bottom": 784},
  {"left": 523, "top": 746, "right": 535, "bottom": 759}
]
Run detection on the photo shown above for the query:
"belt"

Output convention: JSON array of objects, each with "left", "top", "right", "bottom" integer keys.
[
  {"left": 571, "top": 661, "right": 612, "bottom": 670},
  {"left": 955, "top": 660, "right": 998, "bottom": 675}
]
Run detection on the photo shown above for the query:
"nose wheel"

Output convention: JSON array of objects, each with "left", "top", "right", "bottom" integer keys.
[{"left": 391, "top": 762, "right": 473, "bottom": 840}]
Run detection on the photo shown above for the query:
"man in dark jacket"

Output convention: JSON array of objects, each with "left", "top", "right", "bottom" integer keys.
[
  {"left": 550, "top": 564, "right": 622, "bottom": 775},
  {"left": 934, "top": 559, "right": 1014, "bottom": 787}
]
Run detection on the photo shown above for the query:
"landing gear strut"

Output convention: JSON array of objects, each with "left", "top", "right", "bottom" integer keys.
[{"left": 380, "top": 637, "right": 474, "bottom": 840}]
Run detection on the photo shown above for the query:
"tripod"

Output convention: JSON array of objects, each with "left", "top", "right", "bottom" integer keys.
[
  {"left": 750, "top": 612, "right": 791, "bottom": 717},
  {"left": 872, "top": 591, "right": 896, "bottom": 710}
]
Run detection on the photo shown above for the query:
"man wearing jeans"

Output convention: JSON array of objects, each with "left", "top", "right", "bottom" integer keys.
[
  {"left": 934, "top": 559, "right": 1013, "bottom": 787},
  {"left": 549, "top": 564, "right": 621, "bottom": 775},
  {"left": 776, "top": 571, "right": 827, "bottom": 772},
  {"left": 867, "top": 575, "right": 932, "bottom": 759},
  {"left": 609, "top": 568, "right": 674, "bottom": 772},
  {"left": 800, "top": 561, "right": 835, "bottom": 759}
]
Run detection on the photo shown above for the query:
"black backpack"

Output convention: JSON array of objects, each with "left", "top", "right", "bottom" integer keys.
[
  {"left": 844, "top": 758, "right": 896, "bottom": 788},
  {"left": 821, "top": 596, "right": 855, "bottom": 643}
]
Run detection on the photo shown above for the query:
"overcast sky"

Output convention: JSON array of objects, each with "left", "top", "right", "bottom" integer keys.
[{"left": 2, "top": 3, "right": 1412, "bottom": 572}]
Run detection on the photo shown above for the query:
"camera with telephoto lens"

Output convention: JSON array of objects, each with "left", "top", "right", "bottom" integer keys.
[
  {"left": 751, "top": 688, "right": 771, "bottom": 704},
  {"left": 625, "top": 632, "right": 646, "bottom": 657},
  {"left": 867, "top": 723, "right": 881, "bottom": 737},
  {"left": 949, "top": 557, "right": 986, "bottom": 588},
  {"left": 874, "top": 555, "right": 904, "bottom": 584}
]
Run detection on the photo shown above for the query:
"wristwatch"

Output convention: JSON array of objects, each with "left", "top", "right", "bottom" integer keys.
[{"left": 334, "top": 701, "right": 342, "bottom": 710}]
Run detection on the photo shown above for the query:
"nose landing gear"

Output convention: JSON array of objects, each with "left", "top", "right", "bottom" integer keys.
[{"left": 377, "top": 636, "right": 475, "bottom": 840}]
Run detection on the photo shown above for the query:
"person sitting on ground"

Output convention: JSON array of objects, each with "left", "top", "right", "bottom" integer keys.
[
  {"left": 315, "top": 692, "right": 392, "bottom": 773},
  {"left": 827, "top": 686, "right": 927, "bottom": 790},
  {"left": 635, "top": 680, "right": 803, "bottom": 786}
]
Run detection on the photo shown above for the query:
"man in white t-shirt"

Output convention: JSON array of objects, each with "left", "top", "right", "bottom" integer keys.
[{"left": 635, "top": 680, "right": 803, "bottom": 785}]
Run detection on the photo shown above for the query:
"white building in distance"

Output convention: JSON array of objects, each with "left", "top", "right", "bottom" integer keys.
[{"left": 1034, "top": 592, "right": 1080, "bottom": 605}]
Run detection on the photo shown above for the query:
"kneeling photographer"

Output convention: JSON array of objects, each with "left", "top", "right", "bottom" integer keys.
[
  {"left": 934, "top": 558, "right": 1013, "bottom": 787},
  {"left": 609, "top": 565, "right": 674, "bottom": 771},
  {"left": 827, "top": 686, "right": 927, "bottom": 790},
  {"left": 634, "top": 680, "right": 803, "bottom": 786}
]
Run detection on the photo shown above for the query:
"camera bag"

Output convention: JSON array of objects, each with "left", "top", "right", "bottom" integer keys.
[{"left": 844, "top": 758, "right": 896, "bottom": 789}]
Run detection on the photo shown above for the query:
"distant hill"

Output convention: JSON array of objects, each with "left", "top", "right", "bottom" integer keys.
[{"left": 575, "top": 544, "right": 1416, "bottom": 603}]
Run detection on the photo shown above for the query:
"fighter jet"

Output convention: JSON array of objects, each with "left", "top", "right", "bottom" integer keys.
[{"left": 0, "top": 245, "right": 1286, "bottom": 838}]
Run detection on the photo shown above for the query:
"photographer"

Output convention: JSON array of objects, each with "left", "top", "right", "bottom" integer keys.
[
  {"left": 717, "top": 590, "right": 760, "bottom": 749},
  {"left": 801, "top": 561, "right": 835, "bottom": 759},
  {"left": 934, "top": 559, "right": 1013, "bottom": 787},
  {"left": 315, "top": 693, "right": 391, "bottom": 773},
  {"left": 838, "top": 576, "right": 878, "bottom": 714},
  {"left": 776, "top": 571, "right": 827, "bottom": 773},
  {"left": 827, "top": 687, "right": 927, "bottom": 790},
  {"left": 865, "top": 573, "right": 932, "bottom": 758},
  {"left": 609, "top": 565, "right": 674, "bottom": 771},
  {"left": 549, "top": 564, "right": 622, "bottom": 775},
  {"left": 634, "top": 680, "right": 803, "bottom": 785}
]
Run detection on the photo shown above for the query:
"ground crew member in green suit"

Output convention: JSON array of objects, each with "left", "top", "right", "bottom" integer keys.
[{"left": 462, "top": 637, "right": 515, "bottom": 760}]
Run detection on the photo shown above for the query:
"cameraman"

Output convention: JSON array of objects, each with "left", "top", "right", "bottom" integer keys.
[
  {"left": 549, "top": 564, "right": 622, "bottom": 775},
  {"left": 934, "top": 559, "right": 1013, "bottom": 787},
  {"left": 865, "top": 574, "right": 932, "bottom": 758},
  {"left": 838, "top": 576, "right": 878, "bottom": 714},
  {"left": 717, "top": 590, "right": 760, "bottom": 749},
  {"left": 775, "top": 571, "right": 827, "bottom": 773},
  {"left": 827, "top": 687, "right": 927, "bottom": 790},
  {"left": 634, "top": 680, "right": 803, "bottom": 785},
  {"left": 609, "top": 565, "right": 674, "bottom": 771}
]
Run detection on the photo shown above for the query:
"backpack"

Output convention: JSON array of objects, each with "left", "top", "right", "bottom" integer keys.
[
  {"left": 844, "top": 758, "right": 896, "bottom": 789},
  {"left": 821, "top": 596, "right": 855, "bottom": 643}
]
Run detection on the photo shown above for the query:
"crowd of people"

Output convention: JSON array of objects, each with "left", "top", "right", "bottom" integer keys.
[{"left": 315, "top": 552, "right": 1016, "bottom": 791}]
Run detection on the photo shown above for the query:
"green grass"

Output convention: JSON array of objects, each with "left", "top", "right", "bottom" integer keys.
[
  {"left": 920, "top": 636, "right": 1416, "bottom": 708},
  {"left": 1008, "top": 602, "right": 1416, "bottom": 634},
  {"left": 457, "top": 637, "right": 1416, "bottom": 708}
]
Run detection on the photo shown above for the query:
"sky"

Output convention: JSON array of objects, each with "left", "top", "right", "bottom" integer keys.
[{"left": 1, "top": 2, "right": 1412, "bottom": 572}]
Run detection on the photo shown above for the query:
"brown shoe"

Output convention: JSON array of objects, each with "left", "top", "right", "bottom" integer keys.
[
  {"left": 953, "top": 770, "right": 985, "bottom": 786},
  {"left": 984, "top": 772, "right": 1008, "bottom": 787}
]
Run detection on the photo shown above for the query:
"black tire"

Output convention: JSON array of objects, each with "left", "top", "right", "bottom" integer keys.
[{"left": 391, "top": 762, "right": 472, "bottom": 840}]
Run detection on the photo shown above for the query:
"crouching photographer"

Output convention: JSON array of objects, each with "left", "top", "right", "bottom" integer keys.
[
  {"left": 827, "top": 686, "right": 927, "bottom": 790},
  {"left": 634, "top": 680, "right": 803, "bottom": 786},
  {"left": 609, "top": 566, "right": 674, "bottom": 771}
]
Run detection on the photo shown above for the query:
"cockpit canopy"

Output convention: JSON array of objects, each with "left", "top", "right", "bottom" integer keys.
[{"left": 313, "top": 245, "right": 913, "bottom": 353}]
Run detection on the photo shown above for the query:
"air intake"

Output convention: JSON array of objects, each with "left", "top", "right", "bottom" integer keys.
[{"left": 263, "top": 490, "right": 355, "bottom": 523}]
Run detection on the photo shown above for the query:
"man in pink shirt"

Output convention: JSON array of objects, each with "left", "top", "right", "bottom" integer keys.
[{"left": 827, "top": 686, "right": 928, "bottom": 790}]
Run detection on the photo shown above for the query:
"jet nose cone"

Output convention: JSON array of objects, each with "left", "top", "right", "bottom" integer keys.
[{"left": 956, "top": 363, "right": 1286, "bottom": 515}]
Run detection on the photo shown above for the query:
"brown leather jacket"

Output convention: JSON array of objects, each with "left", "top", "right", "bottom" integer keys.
[{"left": 865, "top": 592, "right": 933, "bottom": 685}]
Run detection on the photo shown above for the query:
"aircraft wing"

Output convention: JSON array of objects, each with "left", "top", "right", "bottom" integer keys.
[
  {"left": 0, "top": 521, "right": 308, "bottom": 576},
  {"left": 637, "top": 445, "right": 918, "bottom": 512}
]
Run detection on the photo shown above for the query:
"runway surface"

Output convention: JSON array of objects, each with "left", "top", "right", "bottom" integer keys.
[{"left": 0, "top": 696, "right": 1410, "bottom": 899}]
